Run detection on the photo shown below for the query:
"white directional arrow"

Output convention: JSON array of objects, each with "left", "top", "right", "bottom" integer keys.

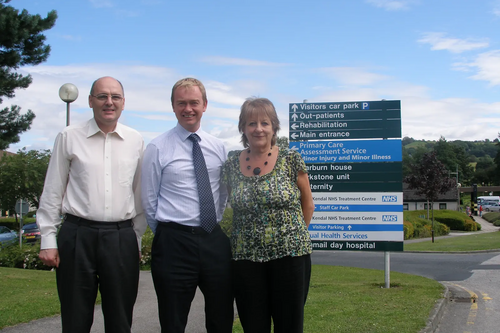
[
  {"left": 292, "top": 104, "right": 298, "bottom": 112},
  {"left": 348, "top": 225, "right": 352, "bottom": 230},
  {"left": 290, "top": 146, "right": 299, "bottom": 151},
  {"left": 292, "top": 113, "right": 298, "bottom": 121},
  {"left": 291, "top": 133, "right": 299, "bottom": 139},
  {"left": 291, "top": 123, "right": 298, "bottom": 130}
]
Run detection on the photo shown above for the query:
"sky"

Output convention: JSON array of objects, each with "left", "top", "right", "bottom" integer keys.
[{"left": 4, "top": 0, "right": 500, "bottom": 153}]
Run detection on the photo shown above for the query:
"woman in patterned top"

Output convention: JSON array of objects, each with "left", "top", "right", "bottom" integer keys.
[{"left": 222, "top": 97, "right": 314, "bottom": 333}]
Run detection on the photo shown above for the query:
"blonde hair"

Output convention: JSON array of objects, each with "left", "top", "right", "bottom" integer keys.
[{"left": 171, "top": 77, "right": 207, "bottom": 105}]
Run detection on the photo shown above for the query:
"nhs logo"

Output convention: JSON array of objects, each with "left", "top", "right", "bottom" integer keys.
[
  {"left": 382, "top": 195, "right": 398, "bottom": 202},
  {"left": 382, "top": 215, "right": 398, "bottom": 222}
]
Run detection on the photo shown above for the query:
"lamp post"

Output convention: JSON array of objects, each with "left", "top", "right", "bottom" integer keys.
[
  {"left": 450, "top": 165, "right": 459, "bottom": 211},
  {"left": 58, "top": 83, "right": 79, "bottom": 126}
]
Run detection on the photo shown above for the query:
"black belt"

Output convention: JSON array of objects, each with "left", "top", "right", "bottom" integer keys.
[
  {"left": 158, "top": 222, "right": 220, "bottom": 235},
  {"left": 65, "top": 214, "right": 133, "bottom": 229}
]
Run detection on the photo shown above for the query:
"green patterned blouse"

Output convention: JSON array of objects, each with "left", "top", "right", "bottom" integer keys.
[{"left": 222, "top": 148, "right": 313, "bottom": 262}]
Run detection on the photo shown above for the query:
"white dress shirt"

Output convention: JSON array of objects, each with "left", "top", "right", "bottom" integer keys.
[
  {"left": 37, "top": 118, "right": 147, "bottom": 249},
  {"left": 141, "top": 123, "right": 228, "bottom": 233}
]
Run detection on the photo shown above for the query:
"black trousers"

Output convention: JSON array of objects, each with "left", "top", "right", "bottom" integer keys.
[
  {"left": 151, "top": 222, "right": 234, "bottom": 333},
  {"left": 233, "top": 254, "right": 312, "bottom": 333},
  {"left": 56, "top": 215, "right": 140, "bottom": 333}
]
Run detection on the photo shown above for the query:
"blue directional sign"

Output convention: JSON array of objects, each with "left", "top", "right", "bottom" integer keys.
[
  {"left": 290, "top": 139, "right": 402, "bottom": 164},
  {"left": 289, "top": 100, "right": 401, "bottom": 140},
  {"left": 288, "top": 100, "right": 403, "bottom": 252},
  {"left": 314, "top": 204, "right": 403, "bottom": 212},
  {"left": 309, "top": 224, "right": 403, "bottom": 231}
]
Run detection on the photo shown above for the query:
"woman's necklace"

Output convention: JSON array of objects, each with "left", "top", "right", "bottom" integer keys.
[{"left": 245, "top": 147, "right": 272, "bottom": 175}]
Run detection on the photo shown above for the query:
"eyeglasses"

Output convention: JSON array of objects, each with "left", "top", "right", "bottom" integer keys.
[{"left": 91, "top": 94, "right": 124, "bottom": 102}]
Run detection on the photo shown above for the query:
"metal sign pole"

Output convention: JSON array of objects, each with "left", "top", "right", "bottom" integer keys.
[
  {"left": 385, "top": 251, "right": 390, "bottom": 288},
  {"left": 19, "top": 199, "right": 23, "bottom": 248}
]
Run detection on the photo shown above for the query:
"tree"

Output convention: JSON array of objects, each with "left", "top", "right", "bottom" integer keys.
[
  {"left": 276, "top": 136, "right": 289, "bottom": 150},
  {"left": 0, "top": 1, "right": 57, "bottom": 150},
  {"left": 433, "top": 137, "right": 474, "bottom": 185},
  {"left": 404, "top": 151, "right": 456, "bottom": 242},
  {"left": 473, "top": 156, "right": 496, "bottom": 186},
  {"left": 0, "top": 148, "right": 50, "bottom": 216},
  {"left": 494, "top": 134, "right": 500, "bottom": 183}
]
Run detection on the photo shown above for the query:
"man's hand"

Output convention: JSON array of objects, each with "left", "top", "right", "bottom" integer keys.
[{"left": 39, "top": 249, "right": 60, "bottom": 267}]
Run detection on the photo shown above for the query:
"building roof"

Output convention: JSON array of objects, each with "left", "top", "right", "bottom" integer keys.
[
  {"left": 403, "top": 182, "right": 459, "bottom": 202},
  {"left": 0, "top": 151, "right": 15, "bottom": 161}
]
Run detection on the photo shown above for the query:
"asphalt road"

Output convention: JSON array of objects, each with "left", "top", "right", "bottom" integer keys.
[{"left": 1, "top": 215, "right": 499, "bottom": 333}]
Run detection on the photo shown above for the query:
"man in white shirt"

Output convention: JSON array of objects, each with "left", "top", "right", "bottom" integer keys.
[
  {"left": 141, "top": 78, "right": 233, "bottom": 333},
  {"left": 37, "top": 76, "right": 147, "bottom": 333}
]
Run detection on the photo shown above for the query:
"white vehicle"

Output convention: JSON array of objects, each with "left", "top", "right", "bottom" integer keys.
[
  {"left": 482, "top": 202, "right": 500, "bottom": 212},
  {"left": 478, "top": 196, "right": 500, "bottom": 206}
]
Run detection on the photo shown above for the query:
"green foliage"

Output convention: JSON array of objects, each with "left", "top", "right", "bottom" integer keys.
[
  {"left": 403, "top": 210, "right": 450, "bottom": 239},
  {"left": 402, "top": 136, "right": 499, "bottom": 186},
  {"left": 276, "top": 136, "right": 289, "bottom": 150},
  {"left": 140, "top": 227, "right": 153, "bottom": 270},
  {"left": 220, "top": 206, "right": 233, "bottom": 236},
  {"left": 0, "top": 106, "right": 35, "bottom": 150},
  {"left": 0, "top": 242, "right": 51, "bottom": 270},
  {"left": 434, "top": 217, "right": 464, "bottom": 230},
  {"left": 481, "top": 212, "right": 500, "bottom": 226},
  {"left": 464, "top": 220, "right": 478, "bottom": 231},
  {"left": 405, "top": 151, "right": 456, "bottom": 204},
  {"left": 434, "top": 137, "right": 474, "bottom": 185},
  {"left": 433, "top": 210, "right": 478, "bottom": 231},
  {"left": 0, "top": 217, "right": 36, "bottom": 231},
  {"left": 0, "top": 1, "right": 57, "bottom": 149},
  {"left": 403, "top": 221, "right": 414, "bottom": 239},
  {"left": 0, "top": 148, "right": 50, "bottom": 213}
]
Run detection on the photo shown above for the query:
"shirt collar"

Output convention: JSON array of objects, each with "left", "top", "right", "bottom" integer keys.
[
  {"left": 87, "top": 118, "right": 125, "bottom": 139},
  {"left": 175, "top": 123, "right": 204, "bottom": 142}
]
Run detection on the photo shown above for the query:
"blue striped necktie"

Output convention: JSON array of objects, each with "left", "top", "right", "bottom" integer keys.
[{"left": 188, "top": 134, "right": 217, "bottom": 233}]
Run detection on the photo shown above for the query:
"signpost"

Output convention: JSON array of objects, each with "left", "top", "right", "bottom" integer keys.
[
  {"left": 289, "top": 100, "right": 402, "bottom": 288},
  {"left": 15, "top": 199, "right": 29, "bottom": 247}
]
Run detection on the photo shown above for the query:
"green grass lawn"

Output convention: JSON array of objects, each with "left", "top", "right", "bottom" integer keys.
[
  {"left": 405, "top": 230, "right": 500, "bottom": 252},
  {"left": 0, "top": 265, "right": 443, "bottom": 333},
  {"left": 0, "top": 268, "right": 59, "bottom": 328}
]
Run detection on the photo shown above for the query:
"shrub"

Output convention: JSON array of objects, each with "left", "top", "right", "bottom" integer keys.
[
  {"left": 0, "top": 242, "right": 52, "bottom": 270},
  {"left": 435, "top": 222, "right": 450, "bottom": 235},
  {"left": 0, "top": 218, "right": 36, "bottom": 231},
  {"left": 433, "top": 210, "right": 475, "bottom": 231},
  {"left": 26, "top": 211, "right": 37, "bottom": 218},
  {"left": 435, "top": 217, "right": 464, "bottom": 230},
  {"left": 403, "top": 210, "right": 451, "bottom": 239},
  {"left": 403, "top": 221, "right": 414, "bottom": 239},
  {"left": 140, "top": 227, "right": 154, "bottom": 270},
  {"left": 219, "top": 207, "right": 233, "bottom": 237},
  {"left": 464, "top": 220, "right": 478, "bottom": 231},
  {"left": 482, "top": 212, "right": 500, "bottom": 224}
]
